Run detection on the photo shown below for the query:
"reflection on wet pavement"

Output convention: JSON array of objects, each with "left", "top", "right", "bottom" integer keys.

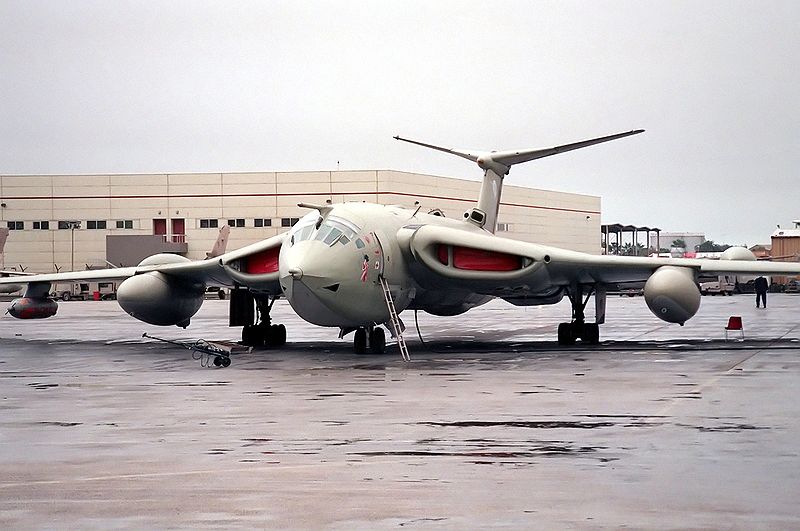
[{"left": 1, "top": 296, "right": 799, "bottom": 527}]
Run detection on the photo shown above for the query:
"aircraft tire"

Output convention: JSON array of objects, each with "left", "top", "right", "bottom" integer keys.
[
  {"left": 271, "top": 324, "right": 287, "bottom": 346},
  {"left": 557, "top": 323, "right": 575, "bottom": 346},
  {"left": 369, "top": 327, "right": 386, "bottom": 354},
  {"left": 242, "top": 325, "right": 260, "bottom": 347},
  {"left": 354, "top": 328, "right": 367, "bottom": 354},
  {"left": 583, "top": 323, "right": 600, "bottom": 345}
]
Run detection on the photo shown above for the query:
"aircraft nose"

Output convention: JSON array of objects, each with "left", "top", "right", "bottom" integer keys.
[{"left": 279, "top": 241, "right": 349, "bottom": 327}]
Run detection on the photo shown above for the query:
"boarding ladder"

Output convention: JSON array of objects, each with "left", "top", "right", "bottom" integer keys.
[{"left": 379, "top": 275, "right": 410, "bottom": 361}]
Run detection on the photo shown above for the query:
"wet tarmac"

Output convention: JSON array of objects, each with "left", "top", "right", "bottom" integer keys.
[{"left": 1, "top": 295, "right": 799, "bottom": 528}]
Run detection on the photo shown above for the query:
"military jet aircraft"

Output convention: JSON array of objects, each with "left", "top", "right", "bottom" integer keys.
[{"left": 3, "top": 130, "right": 800, "bottom": 354}]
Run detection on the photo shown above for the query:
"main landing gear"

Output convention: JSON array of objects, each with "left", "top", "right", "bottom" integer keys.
[
  {"left": 557, "top": 284, "right": 603, "bottom": 346},
  {"left": 242, "top": 296, "right": 287, "bottom": 347},
  {"left": 231, "top": 289, "right": 287, "bottom": 348},
  {"left": 352, "top": 326, "right": 386, "bottom": 355}
]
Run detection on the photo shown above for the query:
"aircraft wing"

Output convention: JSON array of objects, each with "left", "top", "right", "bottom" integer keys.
[
  {"left": 0, "top": 234, "right": 286, "bottom": 295},
  {"left": 405, "top": 225, "right": 800, "bottom": 298}
]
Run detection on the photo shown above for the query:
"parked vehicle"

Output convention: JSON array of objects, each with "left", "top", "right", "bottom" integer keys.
[
  {"left": 786, "top": 279, "right": 800, "bottom": 293},
  {"left": 53, "top": 281, "right": 117, "bottom": 301},
  {"left": 700, "top": 276, "right": 735, "bottom": 296},
  {"left": 205, "top": 287, "right": 227, "bottom": 299}
]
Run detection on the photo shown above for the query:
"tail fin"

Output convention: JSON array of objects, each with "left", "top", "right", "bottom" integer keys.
[
  {"left": 206, "top": 225, "right": 231, "bottom": 259},
  {"left": 395, "top": 130, "right": 643, "bottom": 232}
]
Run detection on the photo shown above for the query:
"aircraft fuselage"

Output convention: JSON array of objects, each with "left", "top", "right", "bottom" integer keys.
[{"left": 277, "top": 202, "right": 492, "bottom": 328}]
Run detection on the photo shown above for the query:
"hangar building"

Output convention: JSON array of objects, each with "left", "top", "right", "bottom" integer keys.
[{"left": 0, "top": 170, "right": 601, "bottom": 273}]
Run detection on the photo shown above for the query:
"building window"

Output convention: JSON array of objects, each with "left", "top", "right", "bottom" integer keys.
[
  {"left": 227, "top": 218, "right": 245, "bottom": 227},
  {"left": 116, "top": 220, "right": 134, "bottom": 229},
  {"left": 58, "top": 220, "right": 81, "bottom": 230},
  {"left": 496, "top": 222, "right": 511, "bottom": 232},
  {"left": 32, "top": 221, "right": 50, "bottom": 230},
  {"left": 7, "top": 221, "right": 24, "bottom": 230},
  {"left": 199, "top": 219, "right": 219, "bottom": 229},
  {"left": 86, "top": 220, "right": 107, "bottom": 230},
  {"left": 281, "top": 217, "right": 299, "bottom": 227},
  {"left": 254, "top": 218, "right": 272, "bottom": 227}
]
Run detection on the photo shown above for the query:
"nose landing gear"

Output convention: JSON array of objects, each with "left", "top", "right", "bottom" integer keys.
[{"left": 352, "top": 326, "right": 386, "bottom": 354}]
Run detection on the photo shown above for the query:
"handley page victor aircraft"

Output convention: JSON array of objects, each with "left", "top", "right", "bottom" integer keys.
[{"left": 4, "top": 130, "right": 800, "bottom": 356}]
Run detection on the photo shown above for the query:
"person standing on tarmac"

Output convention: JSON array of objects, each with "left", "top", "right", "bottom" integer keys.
[{"left": 754, "top": 276, "right": 769, "bottom": 308}]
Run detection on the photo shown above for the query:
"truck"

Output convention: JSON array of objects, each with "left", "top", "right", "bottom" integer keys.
[
  {"left": 699, "top": 275, "right": 735, "bottom": 296},
  {"left": 52, "top": 281, "right": 117, "bottom": 301}
]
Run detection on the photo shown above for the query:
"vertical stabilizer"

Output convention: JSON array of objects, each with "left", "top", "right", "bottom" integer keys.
[
  {"left": 207, "top": 225, "right": 231, "bottom": 259},
  {"left": 394, "top": 130, "right": 643, "bottom": 233}
]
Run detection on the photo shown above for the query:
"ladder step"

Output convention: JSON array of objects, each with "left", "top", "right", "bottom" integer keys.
[{"left": 379, "top": 276, "right": 410, "bottom": 361}]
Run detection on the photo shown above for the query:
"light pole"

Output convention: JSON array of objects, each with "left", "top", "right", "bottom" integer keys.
[{"left": 66, "top": 221, "right": 81, "bottom": 271}]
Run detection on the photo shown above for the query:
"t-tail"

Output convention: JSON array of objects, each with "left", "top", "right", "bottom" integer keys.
[{"left": 394, "top": 129, "right": 643, "bottom": 233}]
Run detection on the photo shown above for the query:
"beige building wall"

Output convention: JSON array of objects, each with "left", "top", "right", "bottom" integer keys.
[{"left": 0, "top": 171, "right": 600, "bottom": 272}]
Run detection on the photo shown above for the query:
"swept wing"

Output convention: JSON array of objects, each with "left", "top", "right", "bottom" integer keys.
[
  {"left": 406, "top": 225, "right": 800, "bottom": 297},
  {"left": 0, "top": 234, "right": 286, "bottom": 295}
]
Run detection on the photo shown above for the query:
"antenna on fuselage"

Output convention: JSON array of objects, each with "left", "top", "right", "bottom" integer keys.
[{"left": 394, "top": 130, "right": 644, "bottom": 233}]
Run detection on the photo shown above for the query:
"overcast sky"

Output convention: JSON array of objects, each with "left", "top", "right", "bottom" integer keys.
[{"left": 1, "top": 0, "right": 798, "bottom": 245}]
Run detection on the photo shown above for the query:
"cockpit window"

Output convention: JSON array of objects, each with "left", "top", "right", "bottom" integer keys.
[{"left": 288, "top": 212, "right": 361, "bottom": 247}]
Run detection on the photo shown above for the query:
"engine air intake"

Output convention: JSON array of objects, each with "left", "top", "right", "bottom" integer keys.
[{"left": 437, "top": 244, "right": 523, "bottom": 272}]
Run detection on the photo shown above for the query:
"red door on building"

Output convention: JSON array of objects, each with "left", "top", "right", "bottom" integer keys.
[
  {"left": 171, "top": 219, "right": 185, "bottom": 243},
  {"left": 153, "top": 219, "right": 167, "bottom": 240}
]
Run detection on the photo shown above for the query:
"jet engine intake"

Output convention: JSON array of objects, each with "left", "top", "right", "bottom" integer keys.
[
  {"left": 644, "top": 266, "right": 700, "bottom": 325},
  {"left": 117, "top": 272, "right": 204, "bottom": 327},
  {"left": 7, "top": 297, "right": 58, "bottom": 319}
]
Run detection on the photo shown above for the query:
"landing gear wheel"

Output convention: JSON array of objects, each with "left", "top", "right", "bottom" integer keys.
[
  {"left": 270, "top": 324, "right": 287, "bottom": 346},
  {"left": 369, "top": 327, "right": 386, "bottom": 354},
  {"left": 557, "top": 323, "right": 575, "bottom": 346},
  {"left": 213, "top": 356, "right": 223, "bottom": 367},
  {"left": 583, "top": 323, "right": 600, "bottom": 345},
  {"left": 354, "top": 328, "right": 367, "bottom": 354},
  {"left": 221, "top": 356, "right": 231, "bottom": 368},
  {"left": 242, "top": 324, "right": 259, "bottom": 346}
]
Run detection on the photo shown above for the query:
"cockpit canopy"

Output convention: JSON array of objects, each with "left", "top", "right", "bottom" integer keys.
[{"left": 288, "top": 212, "right": 361, "bottom": 247}]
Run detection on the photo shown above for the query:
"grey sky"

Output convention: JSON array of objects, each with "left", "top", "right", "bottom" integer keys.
[{"left": 1, "top": 0, "right": 798, "bottom": 246}]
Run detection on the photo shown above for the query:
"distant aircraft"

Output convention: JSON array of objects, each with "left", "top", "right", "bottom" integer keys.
[
  {"left": 3, "top": 130, "right": 800, "bottom": 353},
  {"left": 206, "top": 225, "right": 230, "bottom": 259},
  {"left": 0, "top": 228, "right": 24, "bottom": 295}
]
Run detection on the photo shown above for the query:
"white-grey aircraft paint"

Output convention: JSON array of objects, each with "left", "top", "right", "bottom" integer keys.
[{"left": 3, "top": 131, "right": 800, "bottom": 354}]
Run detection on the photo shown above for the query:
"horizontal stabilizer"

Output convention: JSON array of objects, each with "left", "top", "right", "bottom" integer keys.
[
  {"left": 395, "top": 129, "right": 644, "bottom": 174},
  {"left": 488, "top": 129, "right": 644, "bottom": 168},
  {"left": 392, "top": 136, "right": 481, "bottom": 163}
]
